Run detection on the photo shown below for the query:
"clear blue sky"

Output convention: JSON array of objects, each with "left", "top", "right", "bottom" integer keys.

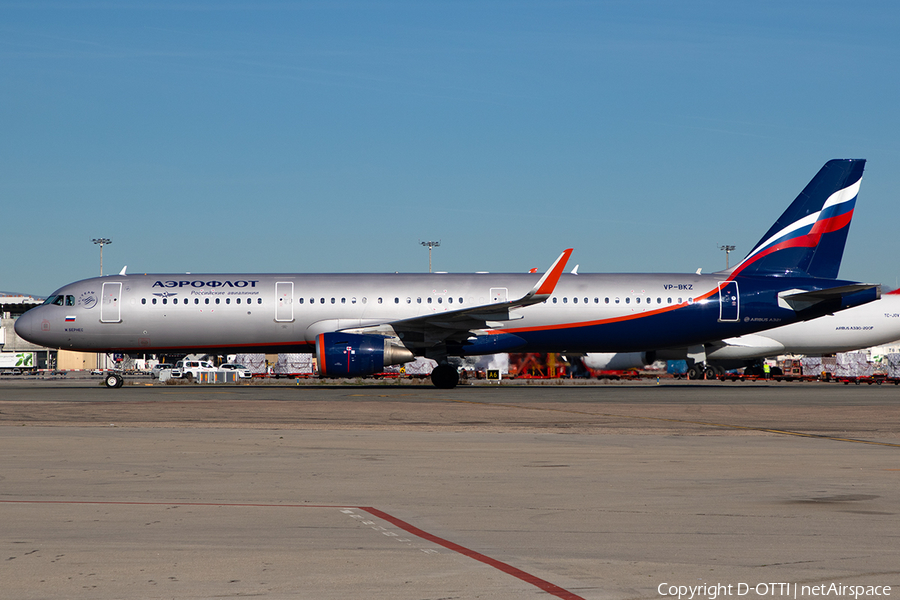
[{"left": 3, "top": 1, "right": 899, "bottom": 296}]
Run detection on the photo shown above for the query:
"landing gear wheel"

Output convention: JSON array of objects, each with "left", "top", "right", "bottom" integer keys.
[
  {"left": 431, "top": 364, "right": 460, "bottom": 389},
  {"left": 104, "top": 372, "right": 124, "bottom": 388},
  {"left": 704, "top": 366, "right": 719, "bottom": 380},
  {"left": 687, "top": 365, "right": 703, "bottom": 380}
]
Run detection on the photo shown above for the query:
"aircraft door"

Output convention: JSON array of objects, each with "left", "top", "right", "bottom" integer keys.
[
  {"left": 490, "top": 288, "right": 508, "bottom": 303},
  {"left": 100, "top": 282, "right": 122, "bottom": 323},
  {"left": 717, "top": 281, "right": 739, "bottom": 322},
  {"left": 275, "top": 282, "right": 294, "bottom": 322}
]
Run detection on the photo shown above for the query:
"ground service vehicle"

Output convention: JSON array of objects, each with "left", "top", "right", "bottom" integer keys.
[
  {"left": 220, "top": 363, "right": 252, "bottom": 379},
  {"left": 171, "top": 359, "right": 217, "bottom": 381},
  {"left": 149, "top": 363, "right": 174, "bottom": 379},
  {"left": 0, "top": 352, "right": 35, "bottom": 374}
]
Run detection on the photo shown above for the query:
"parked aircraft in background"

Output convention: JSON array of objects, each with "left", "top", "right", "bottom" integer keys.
[
  {"left": 581, "top": 289, "right": 900, "bottom": 378},
  {"left": 16, "top": 159, "right": 877, "bottom": 388}
]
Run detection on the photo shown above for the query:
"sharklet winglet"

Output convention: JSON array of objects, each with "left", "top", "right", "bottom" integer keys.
[{"left": 516, "top": 248, "right": 573, "bottom": 305}]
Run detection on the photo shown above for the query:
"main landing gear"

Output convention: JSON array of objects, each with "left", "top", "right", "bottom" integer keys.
[
  {"left": 686, "top": 363, "right": 725, "bottom": 380},
  {"left": 430, "top": 364, "right": 460, "bottom": 389}
]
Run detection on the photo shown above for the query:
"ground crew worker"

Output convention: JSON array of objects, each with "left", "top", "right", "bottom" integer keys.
[{"left": 763, "top": 362, "right": 771, "bottom": 379}]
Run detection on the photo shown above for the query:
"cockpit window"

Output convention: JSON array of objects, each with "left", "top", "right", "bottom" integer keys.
[
  {"left": 43, "top": 295, "right": 64, "bottom": 306},
  {"left": 65, "top": 295, "right": 75, "bottom": 306}
]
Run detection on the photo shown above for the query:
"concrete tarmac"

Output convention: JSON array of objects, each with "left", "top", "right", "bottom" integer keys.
[{"left": 1, "top": 379, "right": 899, "bottom": 599}]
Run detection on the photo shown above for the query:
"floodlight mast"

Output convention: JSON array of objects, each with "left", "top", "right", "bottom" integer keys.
[
  {"left": 92, "top": 238, "right": 112, "bottom": 276},
  {"left": 421, "top": 240, "right": 440, "bottom": 273},
  {"left": 719, "top": 244, "right": 736, "bottom": 269}
]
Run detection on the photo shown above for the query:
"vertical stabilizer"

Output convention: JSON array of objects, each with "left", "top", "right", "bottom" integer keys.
[{"left": 731, "top": 159, "right": 864, "bottom": 279}]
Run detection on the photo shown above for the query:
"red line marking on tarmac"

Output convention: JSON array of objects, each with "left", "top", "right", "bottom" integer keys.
[
  {"left": 360, "top": 505, "right": 585, "bottom": 600},
  {"left": 0, "top": 500, "right": 586, "bottom": 600}
]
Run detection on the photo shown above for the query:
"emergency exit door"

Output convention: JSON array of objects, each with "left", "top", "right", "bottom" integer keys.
[
  {"left": 490, "top": 288, "right": 508, "bottom": 303},
  {"left": 717, "top": 281, "right": 739, "bottom": 322},
  {"left": 275, "top": 282, "right": 294, "bottom": 322}
]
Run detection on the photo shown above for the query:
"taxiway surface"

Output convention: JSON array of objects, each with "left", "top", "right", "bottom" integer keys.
[{"left": 1, "top": 380, "right": 898, "bottom": 599}]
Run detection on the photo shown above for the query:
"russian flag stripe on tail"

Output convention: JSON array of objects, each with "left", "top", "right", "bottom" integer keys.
[{"left": 730, "top": 159, "right": 865, "bottom": 279}]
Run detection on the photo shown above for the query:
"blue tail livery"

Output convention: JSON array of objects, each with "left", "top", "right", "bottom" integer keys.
[{"left": 730, "top": 159, "right": 864, "bottom": 279}]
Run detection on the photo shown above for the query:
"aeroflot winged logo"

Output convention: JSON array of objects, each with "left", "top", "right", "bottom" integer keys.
[{"left": 152, "top": 279, "right": 260, "bottom": 289}]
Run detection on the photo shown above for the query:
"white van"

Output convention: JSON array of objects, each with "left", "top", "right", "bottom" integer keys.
[{"left": 172, "top": 360, "right": 217, "bottom": 381}]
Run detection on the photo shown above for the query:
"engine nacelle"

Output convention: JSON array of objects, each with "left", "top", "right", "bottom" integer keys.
[
  {"left": 581, "top": 351, "right": 656, "bottom": 371},
  {"left": 316, "top": 332, "right": 414, "bottom": 377}
]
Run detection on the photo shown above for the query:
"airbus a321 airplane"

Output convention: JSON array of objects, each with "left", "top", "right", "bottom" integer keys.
[
  {"left": 16, "top": 159, "right": 878, "bottom": 389},
  {"left": 580, "top": 289, "right": 900, "bottom": 378}
]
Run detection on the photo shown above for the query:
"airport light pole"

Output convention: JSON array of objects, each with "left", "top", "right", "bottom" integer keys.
[
  {"left": 719, "top": 244, "right": 735, "bottom": 269},
  {"left": 421, "top": 240, "right": 440, "bottom": 273},
  {"left": 91, "top": 237, "right": 112, "bottom": 372},
  {"left": 92, "top": 238, "right": 112, "bottom": 276}
]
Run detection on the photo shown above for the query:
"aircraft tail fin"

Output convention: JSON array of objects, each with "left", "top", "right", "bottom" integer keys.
[{"left": 729, "top": 159, "right": 865, "bottom": 279}]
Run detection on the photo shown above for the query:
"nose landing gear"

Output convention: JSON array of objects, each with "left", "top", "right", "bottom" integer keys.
[{"left": 103, "top": 372, "right": 125, "bottom": 388}]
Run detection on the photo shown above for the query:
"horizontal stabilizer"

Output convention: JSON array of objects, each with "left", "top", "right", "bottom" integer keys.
[{"left": 778, "top": 284, "right": 881, "bottom": 318}]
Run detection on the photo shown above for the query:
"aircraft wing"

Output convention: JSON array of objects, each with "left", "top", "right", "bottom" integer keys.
[{"left": 345, "top": 249, "right": 573, "bottom": 347}]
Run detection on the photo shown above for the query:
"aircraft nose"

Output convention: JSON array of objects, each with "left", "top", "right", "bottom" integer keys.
[{"left": 14, "top": 309, "right": 37, "bottom": 344}]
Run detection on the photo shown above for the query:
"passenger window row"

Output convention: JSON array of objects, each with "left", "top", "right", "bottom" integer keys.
[
  {"left": 80, "top": 293, "right": 697, "bottom": 309},
  {"left": 297, "top": 296, "right": 466, "bottom": 305},
  {"left": 551, "top": 296, "right": 690, "bottom": 305},
  {"left": 141, "top": 297, "right": 263, "bottom": 306},
  {"left": 138, "top": 296, "right": 471, "bottom": 307},
  {"left": 133, "top": 295, "right": 696, "bottom": 308}
]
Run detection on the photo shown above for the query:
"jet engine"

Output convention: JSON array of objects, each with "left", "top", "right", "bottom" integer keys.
[
  {"left": 316, "top": 332, "right": 414, "bottom": 377},
  {"left": 581, "top": 351, "right": 656, "bottom": 371}
]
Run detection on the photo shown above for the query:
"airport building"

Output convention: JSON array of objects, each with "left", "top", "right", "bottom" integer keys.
[{"left": 1, "top": 293, "right": 50, "bottom": 369}]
